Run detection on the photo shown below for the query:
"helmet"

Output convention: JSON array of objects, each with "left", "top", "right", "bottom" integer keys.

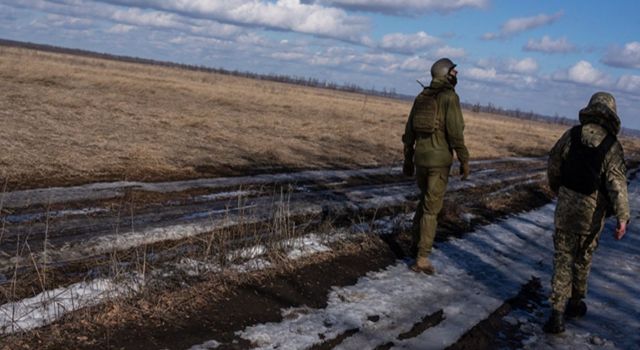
[
  {"left": 582, "top": 92, "right": 617, "bottom": 115},
  {"left": 430, "top": 58, "right": 456, "bottom": 79},
  {"left": 578, "top": 91, "right": 621, "bottom": 135}
]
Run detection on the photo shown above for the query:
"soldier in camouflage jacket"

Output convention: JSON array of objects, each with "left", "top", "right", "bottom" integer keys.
[{"left": 544, "top": 92, "right": 630, "bottom": 334}]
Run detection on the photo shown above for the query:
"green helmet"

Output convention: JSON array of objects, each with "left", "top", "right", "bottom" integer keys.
[{"left": 430, "top": 58, "right": 457, "bottom": 79}]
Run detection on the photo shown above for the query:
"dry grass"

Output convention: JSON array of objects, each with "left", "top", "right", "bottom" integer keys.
[{"left": 1, "top": 46, "right": 639, "bottom": 189}]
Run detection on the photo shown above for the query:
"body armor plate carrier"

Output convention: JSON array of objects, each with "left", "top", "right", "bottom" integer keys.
[{"left": 561, "top": 125, "right": 616, "bottom": 195}]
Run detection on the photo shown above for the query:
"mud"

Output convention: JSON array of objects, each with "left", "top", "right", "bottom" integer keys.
[
  {"left": 446, "top": 277, "right": 546, "bottom": 350},
  {"left": 1, "top": 237, "right": 397, "bottom": 350},
  {"left": 0, "top": 159, "right": 546, "bottom": 278},
  {"left": 1, "top": 158, "right": 562, "bottom": 349}
]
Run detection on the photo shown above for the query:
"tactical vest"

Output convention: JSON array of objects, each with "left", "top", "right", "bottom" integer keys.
[
  {"left": 560, "top": 125, "right": 616, "bottom": 195},
  {"left": 412, "top": 89, "right": 440, "bottom": 134}
]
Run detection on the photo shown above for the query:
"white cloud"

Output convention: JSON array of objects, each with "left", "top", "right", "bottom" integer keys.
[
  {"left": 235, "top": 32, "right": 269, "bottom": 46},
  {"left": 483, "top": 11, "right": 563, "bottom": 40},
  {"left": 602, "top": 41, "right": 640, "bottom": 69},
  {"left": 461, "top": 60, "right": 540, "bottom": 88},
  {"left": 106, "top": 23, "right": 134, "bottom": 33},
  {"left": 616, "top": 75, "right": 640, "bottom": 93},
  {"left": 308, "top": 0, "right": 488, "bottom": 15},
  {"left": 271, "top": 51, "right": 307, "bottom": 61},
  {"left": 168, "top": 35, "right": 226, "bottom": 47},
  {"left": 506, "top": 57, "right": 538, "bottom": 74},
  {"left": 260, "top": 42, "right": 399, "bottom": 74},
  {"left": 434, "top": 46, "right": 466, "bottom": 59},
  {"left": 481, "top": 32, "right": 498, "bottom": 40},
  {"left": 379, "top": 31, "right": 439, "bottom": 54},
  {"left": 396, "top": 56, "right": 430, "bottom": 73},
  {"left": 524, "top": 35, "right": 576, "bottom": 54},
  {"left": 553, "top": 60, "right": 609, "bottom": 86},
  {"left": 95, "top": 0, "right": 371, "bottom": 44},
  {"left": 468, "top": 67, "right": 498, "bottom": 80},
  {"left": 30, "top": 13, "right": 93, "bottom": 30},
  {"left": 110, "top": 7, "right": 248, "bottom": 41},
  {"left": 111, "top": 8, "right": 179, "bottom": 28},
  {"left": 10, "top": 1, "right": 249, "bottom": 42},
  {"left": 567, "top": 61, "right": 606, "bottom": 85}
]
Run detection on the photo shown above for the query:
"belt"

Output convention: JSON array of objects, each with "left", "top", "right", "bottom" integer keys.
[{"left": 415, "top": 132, "right": 432, "bottom": 139}]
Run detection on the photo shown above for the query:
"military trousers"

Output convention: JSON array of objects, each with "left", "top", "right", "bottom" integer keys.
[
  {"left": 411, "top": 166, "right": 450, "bottom": 258},
  {"left": 550, "top": 223, "right": 604, "bottom": 312}
]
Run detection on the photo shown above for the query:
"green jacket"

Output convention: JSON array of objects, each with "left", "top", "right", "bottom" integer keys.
[{"left": 402, "top": 78, "right": 469, "bottom": 168}]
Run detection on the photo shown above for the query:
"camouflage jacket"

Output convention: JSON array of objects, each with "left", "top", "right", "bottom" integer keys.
[
  {"left": 402, "top": 78, "right": 469, "bottom": 169},
  {"left": 548, "top": 122, "right": 630, "bottom": 234}
]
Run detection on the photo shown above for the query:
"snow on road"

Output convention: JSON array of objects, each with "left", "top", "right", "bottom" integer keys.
[
  {"left": 1, "top": 167, "right": 636, "bottom": 349},
  {"left": 0, "top": 234, "right": 337, "bottom": 335},
  {"left": 222, "top": 179, "right": 640, "bottom": 349},
  {"left": 1, "top": 157, "right": 542, "bottom": 209},
  {"left": 0, "top": 277, "right": 141, "bottom": 335}
]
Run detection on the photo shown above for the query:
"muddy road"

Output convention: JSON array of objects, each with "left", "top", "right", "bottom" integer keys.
[
  {"left": 0, "top": 157, "right": 585, "bottom": 350},
  {"left": 0, "top": 158, "right": 546, "bottom": 277}
]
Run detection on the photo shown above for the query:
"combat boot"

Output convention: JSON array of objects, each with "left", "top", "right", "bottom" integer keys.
[
  {"left": 565, "top": 298, "right": 587, "bottom": 319},
  {"left": 410, "top": 257, "right": 435, "bottom": 275},
  {"left": 543, "top": 310, "right": 565, "bottom": 334}
]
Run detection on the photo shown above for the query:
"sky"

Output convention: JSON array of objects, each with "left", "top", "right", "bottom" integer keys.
[{"left": 0, "top": 0, "right": 639, "bottom": 129}]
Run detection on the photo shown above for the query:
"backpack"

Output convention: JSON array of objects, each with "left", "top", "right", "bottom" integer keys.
[
  {"left": 560, "top": 125, "right": 616, "bottom": 195},
  {"left": 411, "top": 89, "right": 439, "bottom": 134}
]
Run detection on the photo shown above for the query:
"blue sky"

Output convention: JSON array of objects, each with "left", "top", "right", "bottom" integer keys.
[{"left": 1, "top": 0, "right": 639, "bottom": 129}]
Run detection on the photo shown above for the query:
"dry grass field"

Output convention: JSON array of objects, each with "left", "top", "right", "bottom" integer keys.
[{"left": 1, "top": 45, "right": 638, "bottom": 190}]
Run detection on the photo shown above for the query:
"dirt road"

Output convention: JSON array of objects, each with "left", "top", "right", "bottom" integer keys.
[
  {"left": 0, "top": 157, "right": 565, "bottom": 350},
  {"left": 0, "top": 158, "right": 546, "bottom": 275}
]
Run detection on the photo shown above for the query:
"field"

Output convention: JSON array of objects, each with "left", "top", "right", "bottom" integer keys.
[
  {"left": 1, "top": 45, "right": 639, "bottom": 349},
  {"left": 4, "top": 45, "right": 631, "bottom": 190}
]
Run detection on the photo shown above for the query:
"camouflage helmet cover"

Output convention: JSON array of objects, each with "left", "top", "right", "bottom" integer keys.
[
  {"left": 578, "top": 91, "right": 621, "bottom": 135},
  {"left": 430, "top": 58, "right": 456, "bottom": 79}
]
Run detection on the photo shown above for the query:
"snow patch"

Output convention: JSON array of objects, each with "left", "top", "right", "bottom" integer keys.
[
  {"left": 226, "top": 179, "right": 640, "bottom": 349},
  {"left": 0, "top": 276, "right": 141, "bottom": 335}
]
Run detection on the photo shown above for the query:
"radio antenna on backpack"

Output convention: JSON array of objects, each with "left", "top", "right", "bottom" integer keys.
[{"left": 416, "top": 80, "right": 426, "bottom": 88}]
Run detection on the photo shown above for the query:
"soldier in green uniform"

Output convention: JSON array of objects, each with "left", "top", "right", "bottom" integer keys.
[
  {"left": 402, "top": 58, "right": 470, "bottom": 274},
  {"left": 544, "top": 92, "right": 630, "bottom": 333}
]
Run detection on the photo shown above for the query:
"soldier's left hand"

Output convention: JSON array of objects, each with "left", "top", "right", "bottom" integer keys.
[{"left": 614, "top": 220, "right": 627, "bottom": 240}]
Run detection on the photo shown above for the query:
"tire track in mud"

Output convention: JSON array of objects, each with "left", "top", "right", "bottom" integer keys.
[
  {"left": 0, "top": 158, "right": 545, "bottom": 275},
  {"left": 0, "top": 157, "right": 559, "bottom": 348},
  {"left": 0, "top": 158, "right": 546, "bottom": 274},
  {"left": 4, "top": 161, "right": 638, "bottom": 349}
]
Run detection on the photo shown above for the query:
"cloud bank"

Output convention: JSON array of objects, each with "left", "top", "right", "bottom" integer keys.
[
  {"left": 553, "top": 60, "right": 610, "bottom": 86},
  {"left": 483, "top": 11, "right": 563, "bottom": 40},
  {"left": 524, "top": 35, "right": 576, "bottom": 54},
  {"left": 306, "top": 0, "right": 488, "bottom": 16},
  {"left": 94, "top": 0, "right": 372, "bottom": 44},
  {"left": 379, "top": 31, "right": 439, "bottom": 54},
  {"left": 602, "top": 41, "right": 640, "bottom": 69}
]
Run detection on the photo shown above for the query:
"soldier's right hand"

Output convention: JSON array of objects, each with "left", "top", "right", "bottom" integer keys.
[
  {"left": 403, "top": 158, "right": 414, "bottom": 177},
  {"left": 614, "top": 220, "right": 627, "bottom": 240},
  {"left": 460, "top": 161, "right": 470, "bottom": 181}
]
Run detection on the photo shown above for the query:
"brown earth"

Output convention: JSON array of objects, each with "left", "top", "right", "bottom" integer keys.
[
  {"left": 1, "top": 177, "right": 555, "bottom": 350},
  {"left": 5, "top": 44, "right": 638, "bottom": 191}
]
